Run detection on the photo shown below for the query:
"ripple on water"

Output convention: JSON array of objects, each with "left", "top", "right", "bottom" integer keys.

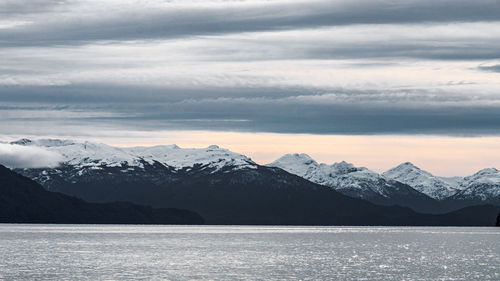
[{"left": 0, "top": 225, "right": 499, "bottom": 280}]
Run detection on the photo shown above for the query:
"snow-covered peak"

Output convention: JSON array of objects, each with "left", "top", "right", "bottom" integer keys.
[
  {"left": 29, "top": 139, "right": 141, "bottom": 168},
  {"left": 11, "top": 138, "right": 77, "bottom": 147},
  {"left": 383, "top": 162, "right": 432, "bottom": 180},
  {"left": 461, "top": 168, "right": 500, "bottom": 186},
  {"left": 474, "top": 167, "right": 498, "bottom": 175},
  {"left": 11, "top": 138, "right": 257, "bottom": 172},
  {"left": 268, "top": 153, "right": 319, "bottom": 177},
  {"left": 454, "top": 168, "right": 500, "bottom": 201},
  {"left": 128, "top": 144, "right": 256, "bottom": 171},
  {"left": 268, "top": 153, "right": 372, "bottom": 184},
  {"left": 400, "top": 162, "right": 419, "bottom": 169},
  {"left": 382, "top": 162, "right": 460, "bottom": 200},
  {"left": 268, "top": 154, "right": 427, "bottom": 200},
  {"left": 330, "top": 160, "right": 361, "bottom": 174},
  {"left": 268, "top": 154, "right": 367, "bottom": 178},
  {"left": 273, "top": 153, "right": 317, "bottom": 164}
]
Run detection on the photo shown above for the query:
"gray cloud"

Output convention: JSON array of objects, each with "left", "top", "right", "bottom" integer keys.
[
  {"left": 1, "top": 23, "right": 499, "bottom": 84},
  {"left": 1, "top": 0, "right": 500, "bottom": 46},
  {"left": 0, "top": 143, "right": 63, "bottom": 168},
  {"left": 478, "top": 64, "right": 500, "bottom": 73},
  {"left": 1, "top": 1, "right": 500, "bottom": 137},
  {"left": 2, "top": 84, "right": 500, "bottom": 135},
  {"left": 307, "top": 44, "right": 500, "bottom": 61},
  {"left": 3, "top": 101, "right": 500, "bottom": 136},
  {"left": 0, "top": 0, "right": 67, "bottom": 15}
]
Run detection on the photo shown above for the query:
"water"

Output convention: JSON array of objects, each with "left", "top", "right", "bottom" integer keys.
[{"left": 0, "top": 225, "right": 498, "bottom": 280}]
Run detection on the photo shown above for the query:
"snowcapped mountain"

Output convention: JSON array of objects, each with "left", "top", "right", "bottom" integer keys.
[
  {"left": 267, "top": 154, "right": 440, "bottom": 212},
  {"left": 11, "top": 138, "right": 257, "bottom": 172},
  {"left": 266, "top": 153, "right": 363, "bottom": 187},
  {"left": 268, "top": 154, "right": 372, "bottom": 194},
  {"left": 6, "top": 138, "right": 499, "bottom": 215},
  {"left": 10, "top": 138, "right": 259, "bottom": 195},
  {"left": 383, "top": 162, "right": 500, "bottom": 205},
  {"left": 8, "top": 138, "right": 451, "bottom": 225},
  {"left": 382, "top": 162, "right": 461, "bottom": 200},
  {"left": 451, "top": 168, "right": 500, "bottom": 202}
]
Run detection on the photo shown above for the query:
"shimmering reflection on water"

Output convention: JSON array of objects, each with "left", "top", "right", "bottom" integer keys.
[{"left": 0, "top": 225, "right": 498, "bottom": 280}]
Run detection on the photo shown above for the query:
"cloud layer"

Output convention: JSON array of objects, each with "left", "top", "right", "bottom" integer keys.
[
  {"left": 0, "top": 143, "right": 63, "bottom": 168},
  {"left": 1, "top": 0, "right": 500, "bottom": 136},
  {"left": 2, "top": 0, "right": 500, "bottom": 46}
]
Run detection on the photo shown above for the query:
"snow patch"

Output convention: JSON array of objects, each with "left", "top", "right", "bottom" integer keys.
[
  {"left": 8, "top": 138, "right": 257, "bottom": 172},
  {"left": 382, "top": 162, "right": 460, "bottom": 200},
  {"left": 268, "top": 154, "right": 394, "bottom": 198}
]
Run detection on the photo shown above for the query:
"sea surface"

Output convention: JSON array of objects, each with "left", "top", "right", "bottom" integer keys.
[{"left": 0, "top": 225, "right": 498, "bottom": 280}]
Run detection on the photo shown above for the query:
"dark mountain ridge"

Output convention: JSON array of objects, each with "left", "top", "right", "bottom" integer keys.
[
  {"left": 0, "top": 165, "right": 203, "bottom": 224},
  {"left": 6, "top": 138, "right": 499, "bottom": 221},
  {"left": 12, "top": 163, "right": 499, "bottom": 226}
]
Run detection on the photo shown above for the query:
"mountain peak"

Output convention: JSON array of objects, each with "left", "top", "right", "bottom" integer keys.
[
  {"left": 462, "top": 167, "right": 500, "bottom": 185},
  {"left": 333, "top": 160, "right": 355, "bottom": 168},
  {"left": 271, "top": 153, "right": 318, "bottom": 166},
  {"left": 454, "top": 167, "right": 500, "bottom": 201},
  {"left": 399, "top": 162, "right": 421, "bottom": 170},
  {"left": 474, "top": 167, "right": 499, "bottom": 175},
  {"left": 291, "top": 153, "right": 315, "bottom": 161},
  {"left": 10, "top": 138, "right": 32, "bottom": 145},
  {"left": 267, "top": 153, "right": 319, "bottom": 178},
  {"left": 383, "top": 162, "right": 459, "bottom": 200},
  {"left": 6, "top": 138, "right": 257, "bottom": 171},
  {"left": 384, "top": 162, "right": 428, "bottom": 176},
  {"left": 267, "top": 155, "right": 430, "bottom": 204}
]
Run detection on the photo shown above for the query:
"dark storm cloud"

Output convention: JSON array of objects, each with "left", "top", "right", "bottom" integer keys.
[
  {"left": 478, "top": 64, "right": 500, "bottom": 73},
  {"left": 0, "top": 84, "right": 316, "bottom": 103},
  {"left": 107, "top": 100, "right": 500, "bottom": 135},
  {"left": 2, "top": 84, "right": 500, "bottom": 135},
  {"left": 0, "top": 0, "right": 67, "bottom": 14},
  {"left": 1, "top": 0, "right": 500, "bottom": 46},
  {"left": 1, "top": 0, "right": 500, "bottom": 137},
  {"left": 306, "top": 44, "right": 500, "bottom": 61},
  {"left": 6, "top": 100, "right": 500, "bottom": 135}
]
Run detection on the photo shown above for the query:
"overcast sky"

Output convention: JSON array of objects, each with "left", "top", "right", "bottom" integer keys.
[{"left": 1, "top": 0, "right": 500, "bottom": 175}]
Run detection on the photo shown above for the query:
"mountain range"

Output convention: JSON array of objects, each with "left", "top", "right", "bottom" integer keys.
[
  {"left": 3, "top": 138, "right": 500, "bottom": 224},
  {"left": 269, "top": 153, "right": 500, "bottom": 212},
  {"left": 0, "top": 164, "right": 203, "bottom": 224},
  {"left": 268, "top": 154, "right": 441, "bottom": 213}
]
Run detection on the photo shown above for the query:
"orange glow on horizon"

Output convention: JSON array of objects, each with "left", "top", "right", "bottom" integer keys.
[{"left": 92, "top": 131, "right": 500, "bottom": 177}]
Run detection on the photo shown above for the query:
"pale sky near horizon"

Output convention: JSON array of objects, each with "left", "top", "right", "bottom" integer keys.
[
  {"left": 2, "top": 131, "right": 500, "bottom": 177},
  {"left": 106, "top": 133, "right": 500, "bottom": 177},
  {"left": 1, "top": 0, "right": 500, "bottom": 176}
]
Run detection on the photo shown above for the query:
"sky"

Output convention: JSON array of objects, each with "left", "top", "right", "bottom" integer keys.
[{"left": 1, "top": 0, "right": 500, "bottom": 176}]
